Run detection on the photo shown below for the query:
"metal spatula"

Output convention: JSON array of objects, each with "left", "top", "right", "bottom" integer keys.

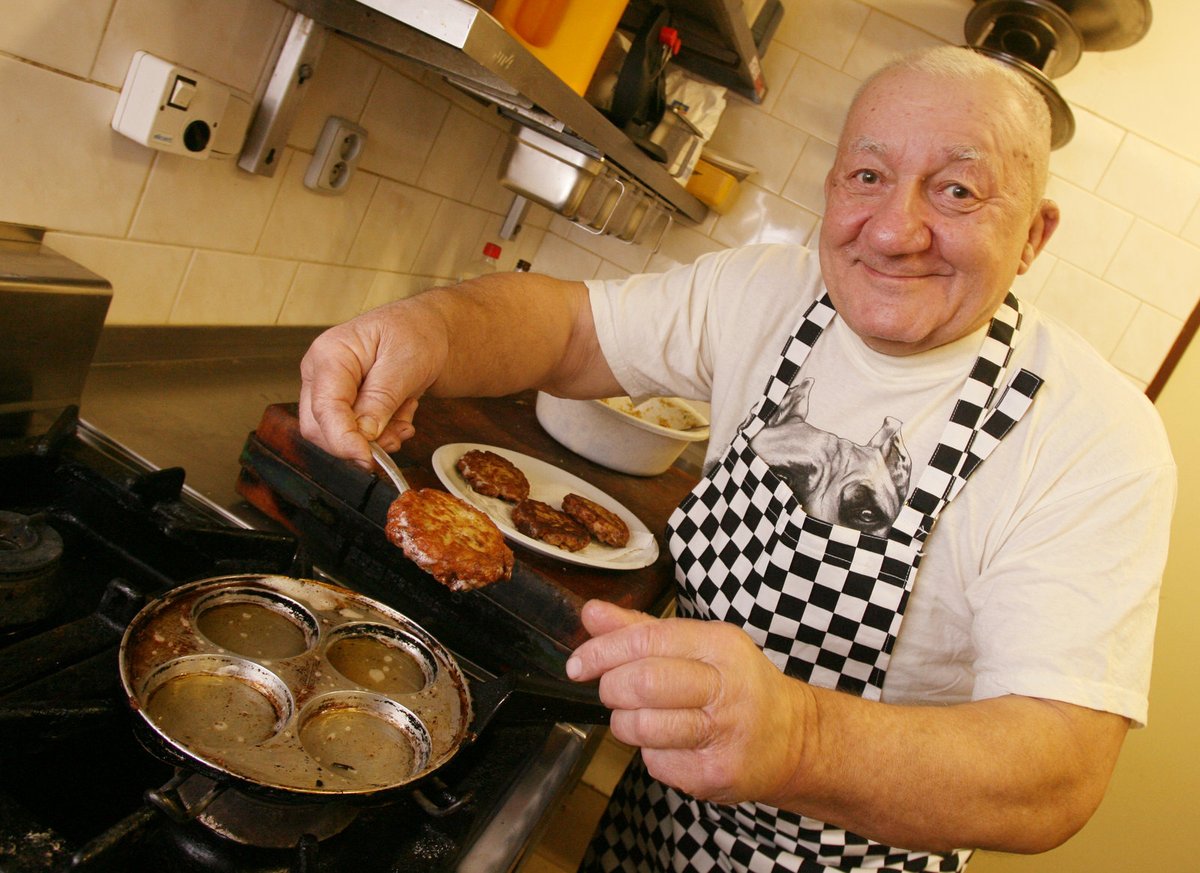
[{"left": 369, "top": 440, "right": 410, "bottom": 494}]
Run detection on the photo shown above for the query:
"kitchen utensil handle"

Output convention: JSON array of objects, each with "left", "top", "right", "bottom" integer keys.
[
  {"left": 578, "top": 177, "right": 626, "bottom": 235},
  {"left": 472, "top": 669, "right": 611, "bottom": 733},
  {"left": 369, "top": 440, "right": 410, "bottom": 494},
  {"left": 648, "top": 211, "right": 673, "bottom": 253}
]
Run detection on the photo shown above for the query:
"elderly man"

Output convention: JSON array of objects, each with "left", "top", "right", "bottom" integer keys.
[{"left": 299, "top": 46, "right": 1174, "bottom": 872}]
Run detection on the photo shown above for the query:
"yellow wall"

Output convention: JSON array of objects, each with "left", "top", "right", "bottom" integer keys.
[{"left": 971, "top": 341, "right": 1200, "bottom": 872}]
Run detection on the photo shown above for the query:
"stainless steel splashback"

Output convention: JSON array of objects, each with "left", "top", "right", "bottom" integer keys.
[{"left": 0, "top": 223, "right": 112, "bottom": 436}]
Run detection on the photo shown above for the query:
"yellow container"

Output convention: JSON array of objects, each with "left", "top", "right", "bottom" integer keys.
[
  {"left": 686, "top": 159, "right": 740, "bottom": 214},
  {"left": 491, "top": 0, "right": 630, "bottom": 95}
]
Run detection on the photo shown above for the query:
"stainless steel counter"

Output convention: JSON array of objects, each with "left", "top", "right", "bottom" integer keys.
[{"left": 81, "top": 327, "right": 319, "bottom": 527}]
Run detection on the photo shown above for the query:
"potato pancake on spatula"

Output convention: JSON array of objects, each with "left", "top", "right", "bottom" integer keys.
[{"left": 385, "top": 489, "right": 514, "bottom": 592}]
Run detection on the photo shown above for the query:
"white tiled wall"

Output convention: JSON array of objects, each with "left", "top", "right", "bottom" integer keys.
[
  {"left": 2, "top": 0, "right": 1198, "bottom": 388},
  {"left": 531, "top": 0, "right": 1200, "bottom": 391},
  {"left": 0, "top": 0, "right": 547, "bottom": 327}
]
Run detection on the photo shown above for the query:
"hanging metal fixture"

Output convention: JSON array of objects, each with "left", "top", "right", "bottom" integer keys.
[{"left": 963, "top": 0, "right": 1152, "bottom": 148}]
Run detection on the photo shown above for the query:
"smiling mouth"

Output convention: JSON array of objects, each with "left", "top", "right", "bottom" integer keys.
[{"left": 857, "top": 261, "right": 948, "bottom": 281}]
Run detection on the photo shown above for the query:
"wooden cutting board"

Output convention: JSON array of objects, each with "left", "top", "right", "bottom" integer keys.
[{"left": 238, "top": 394, "right": 700, "bottom": 652}]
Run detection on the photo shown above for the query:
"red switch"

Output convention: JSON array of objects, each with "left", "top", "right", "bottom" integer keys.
[{"left": 658, "top": 26, "right": 682, "bottom": 56}]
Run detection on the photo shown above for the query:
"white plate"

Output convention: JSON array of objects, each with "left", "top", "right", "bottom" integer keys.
[{"left": 431, "top": 443, "right": 659, "bottom": 571}]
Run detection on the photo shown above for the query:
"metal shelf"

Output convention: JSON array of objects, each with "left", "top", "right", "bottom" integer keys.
[{"left": 273, "top": 0, "right": 710, "bottom": 222}]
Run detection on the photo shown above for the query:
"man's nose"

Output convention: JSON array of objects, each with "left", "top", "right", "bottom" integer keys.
[{"left": 863, "top": 184, "right": 932, "bottom": 254}]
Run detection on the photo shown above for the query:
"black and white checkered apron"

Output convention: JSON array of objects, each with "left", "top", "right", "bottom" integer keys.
[{"left": 582, "top": 292, "right": 1042, "bottom": 873}]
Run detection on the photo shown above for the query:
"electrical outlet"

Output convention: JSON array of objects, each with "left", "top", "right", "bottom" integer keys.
[
  {"left": 111, "top": 52, "right": 231, "bottom": 160},
  {"left": 305, "top": 117, "right": 367, "bottom": 193}
]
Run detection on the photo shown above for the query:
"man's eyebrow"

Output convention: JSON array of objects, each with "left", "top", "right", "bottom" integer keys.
[
  {"left": 848, "top": 135, "right": 886, "bottom": 155},
  {"left": 948, "top": 145, "right": 982, "bottom": 162},
  {"left": 845, "top": 137, "right": 985, "bottom": 165}
]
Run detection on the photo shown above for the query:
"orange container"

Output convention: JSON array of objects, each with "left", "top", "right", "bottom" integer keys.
[{"left": 491, "top": 0, "right": 630, "bottom": 95}]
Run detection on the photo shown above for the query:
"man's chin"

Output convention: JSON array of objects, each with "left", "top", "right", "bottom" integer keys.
[
  {"left": 860, "top": 334, "right": 935, "bottom": 356},
  {"left": 837, "top": 309, "right": 933, "bottom": 353}
]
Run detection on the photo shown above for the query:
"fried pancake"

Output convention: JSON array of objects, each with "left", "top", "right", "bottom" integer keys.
[
  {"left": 561, "top": 493, "right": 630, "bottom": 548},
  {"left": 386, "top": 489, "right": 513, "bottom": 592},
  {"left": 511, "top": 498, "right": 591, "bottom": 552},
  {"left": 456, "top": 449, "right": 530, "bottom": 503}
]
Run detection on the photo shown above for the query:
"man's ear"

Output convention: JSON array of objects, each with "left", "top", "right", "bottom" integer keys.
[{"left": 1017, "top": 198, "right": 1061, "bottom": 275}]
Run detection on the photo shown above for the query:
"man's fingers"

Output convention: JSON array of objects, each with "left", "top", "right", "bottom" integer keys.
[
  {"left": 349, "top": 364, "right": 409, "bottom": 439},
  {"left": 299, "top": 331, "right": 377, "bottom": 464},
  {"left": 581, "top": 599, "right": 653, "bottom": 635},
  {"left": 372, "top": 397, "right": 420, "bottom": 451},
  {"left": 299, "top": 381, "right": 371, "bottom": 467},
  {"left": 569, "top": 606, "right": 737, "bottom": 682},
  {"left": 299, "top": 321, "right": 428, "bottom": 464},
  {"left": 567, "top": 601, "right": 655, "bottom": 680},
  {"left": 609, "top": 707, "right": 709, "bottom": 752},
  {"left": 598, "top": 656, "right": 720, "bottom": 711}
]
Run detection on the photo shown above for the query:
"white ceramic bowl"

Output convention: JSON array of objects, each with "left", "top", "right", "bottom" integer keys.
[{"left": 535, "top": 392, "right": 710, "bottom": 477}]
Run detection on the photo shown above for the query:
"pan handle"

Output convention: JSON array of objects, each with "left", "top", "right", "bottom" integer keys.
[
  {"left": 144, "top": 770, "right": 227, "bottom": 823},
  {"left": 471, "top": 670, "right": 611, "bottom": 734}
]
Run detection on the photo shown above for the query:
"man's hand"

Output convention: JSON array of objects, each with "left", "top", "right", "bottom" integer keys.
[
  {"left": 566, "top": 599, "right": 1129, "bottom": 853},
  {"left": 566, "top": 600, "right": 811, "bottom": 805},
  {"left": 297, "top": 274, "right": 619, "bottom": 468},
  {"left": 299, "top": 302, "right": 440, "bottom": 467}
]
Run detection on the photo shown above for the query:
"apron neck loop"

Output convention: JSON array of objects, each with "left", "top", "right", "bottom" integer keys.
[{"left": 891, "top": 292, "right": 1041, "bottom": 542}]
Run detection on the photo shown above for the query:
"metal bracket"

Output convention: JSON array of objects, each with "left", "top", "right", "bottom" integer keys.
[
  {"left": 238, "top": 13, "right": 329, "bottom": 176},
  {"left": 499, "top": 194, "right": 529, "bottom": 240}
]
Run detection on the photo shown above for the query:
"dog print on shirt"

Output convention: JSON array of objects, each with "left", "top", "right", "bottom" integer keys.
[{"left": 749, "top": 378, "right": 911, "bottom": 536}]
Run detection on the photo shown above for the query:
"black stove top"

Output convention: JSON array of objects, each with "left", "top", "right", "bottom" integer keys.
[{"left": 0, "top": 409, "right": 556, "bottom": 873}]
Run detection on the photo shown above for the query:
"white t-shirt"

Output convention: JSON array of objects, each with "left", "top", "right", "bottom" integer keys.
[{"left": 587, "top": 244, "right": 1176, "bottom": 726}]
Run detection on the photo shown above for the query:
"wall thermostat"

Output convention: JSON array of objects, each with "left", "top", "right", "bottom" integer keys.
[{"left": 112, "top": 51, "right": 231, "bottom": 159}]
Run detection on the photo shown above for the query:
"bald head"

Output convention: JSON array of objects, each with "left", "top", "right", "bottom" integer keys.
[
  {"left": 848, "top": 46, "right": 1053, "bottom": 212},
  {"left": 819, "top": 45, "right": 1062, "bottom": 354}
]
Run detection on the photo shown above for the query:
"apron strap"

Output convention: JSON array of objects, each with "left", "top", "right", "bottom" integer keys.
[
  {"left": 944, "top": 292, "right": 1024, "bottom": 434},
  {"left": 891, "top": 294, "right": 1039, "bottom": 543},
  {"left": 755, "top": 293, "right": 837, "bottom": 424},
  {"left": 738, "top": 290, "right": 1041, "bottom": 544}
]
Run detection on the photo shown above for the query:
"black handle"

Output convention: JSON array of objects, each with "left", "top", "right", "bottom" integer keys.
[{"left": 470, "top": 670, "right": 610, "bottom": 734}]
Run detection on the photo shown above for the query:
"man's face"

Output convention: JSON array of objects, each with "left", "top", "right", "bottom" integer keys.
[{"left": 819, "top": 67, "right": 1058, "bottom": 356}]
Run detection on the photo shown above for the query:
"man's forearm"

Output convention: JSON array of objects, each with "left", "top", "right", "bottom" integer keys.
[
  {"left": 778, "top": 688, "right": 1129, "bottom": 853},
  {"left": 421, "top": 273, "right": 621, "bottom": 400}
]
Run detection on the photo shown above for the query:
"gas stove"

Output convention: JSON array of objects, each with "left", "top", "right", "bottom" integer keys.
[{"left": 0, "top": 408, "right": 578, "bottom": 873}]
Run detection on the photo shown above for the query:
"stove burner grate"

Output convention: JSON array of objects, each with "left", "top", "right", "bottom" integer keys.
[{"left": 0, "top": 510, "right": 65, "bottom": 628}]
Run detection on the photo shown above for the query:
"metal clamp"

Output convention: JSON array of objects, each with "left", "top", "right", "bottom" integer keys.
[{"left": 238, "top": 13, "right": 328, "bottom": 176}]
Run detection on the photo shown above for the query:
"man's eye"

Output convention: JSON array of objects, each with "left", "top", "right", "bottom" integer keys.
[
  {"left": 947, "top": 184, "right": 973, "bottom": 200},
  {"left": 853, "top": 169, "right": 881, "bottom": 185}
]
